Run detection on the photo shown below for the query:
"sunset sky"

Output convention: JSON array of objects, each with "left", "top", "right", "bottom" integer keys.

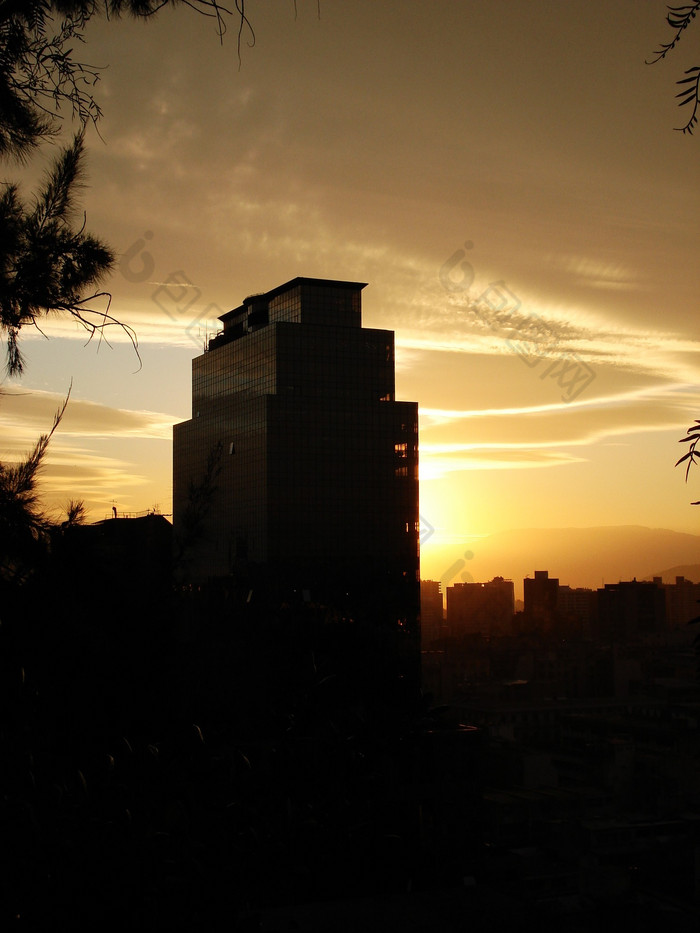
[{"left": 2, "top": 1, "right": 700, "bottom": 588}]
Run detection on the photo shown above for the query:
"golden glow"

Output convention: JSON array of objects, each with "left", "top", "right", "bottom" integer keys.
[{"left": 3, "top": 3, "right": 699, "bottom": 588}]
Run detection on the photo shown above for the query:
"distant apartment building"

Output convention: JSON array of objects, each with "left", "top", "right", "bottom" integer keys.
[
  {"left": 523, "top": 570, "right": 559, "bottom": 631},
  {"left": 56, "top": 513, "right": 173, "bottom": 592},
  {"left": 556, "top": 585, "right": 597, "bottom": 634},
  {"left": 420, "top": 580, "right": 445, "bottom": 645},
  {"left": 654, "top": 575, "right": 700, "bottom": 628},
  {"left": 597, "top": 580, "right": 666, "bottom": 643},
  {"left": 446, "top": 577, "right": 515, "bottom": 637}
]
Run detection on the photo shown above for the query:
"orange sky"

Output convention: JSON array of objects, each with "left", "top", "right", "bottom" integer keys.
[{"left": 2, "top": 1, "right": 700, "bottom": 589}]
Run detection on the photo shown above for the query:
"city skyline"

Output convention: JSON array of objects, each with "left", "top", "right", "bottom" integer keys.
[
  {"left": 2, "top": 2, "right": 699, "bottom": 589},
  {"left": 422, "top": 523, "right": 700, "bottom": 600}
]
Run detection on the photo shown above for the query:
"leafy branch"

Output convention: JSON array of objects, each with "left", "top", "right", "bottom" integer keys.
[
  {"left": 0, "top": 6, "right": 102, "bottom": 159},
  {"left": 648, "top": 3, "right": 700, "bottom": 134},
  {"left": 0, "top": 2, "right": 268, "bottom": 370},
  {"left": 676, "top": 420, "right": 700, "bottom": 504},
  {"left": 0, "top": 385, "right": 72, "bottom": 581},
  {"left": 0, "top": 132, "right": 142, "bottom": 375},
  {"left": 675, "top": 64, "right": 700, "bottom": 134},
  {"left": 647, "top": 3, "right": 700, "bottom": 63},
  {"left": 0, "top": 2, "right": 249, "bottom": 159}
]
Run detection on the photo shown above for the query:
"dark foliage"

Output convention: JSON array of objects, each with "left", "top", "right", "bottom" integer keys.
[
  {"left": 0, "top": 1, "right": 252, "bottom": 372},
  {"left": 0, "top": 2, "right": 248, "bottom": 159},
  {"left": 676, "top": 419, "right": 700, "bottom": 503},
  {"left": 648, "top": 3, "right": 700, "bottom": 134},
  {"left": 0, "top": 552, "right": 476, "bottom": 927},
  {"left": 0, "top": 133, "right": 123, "bottom": 374},
  {"left": 0, "top": 388, "right": 70, "bottom": 580}
]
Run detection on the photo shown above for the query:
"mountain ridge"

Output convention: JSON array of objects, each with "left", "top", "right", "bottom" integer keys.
[{"left": 448, "top": 525, "right": 700, "bottom": 595}]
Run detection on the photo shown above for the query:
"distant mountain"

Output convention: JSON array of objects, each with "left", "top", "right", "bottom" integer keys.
[
  {"left": 643, "top": 564, "right": 700, "bottom": 584},
  {"left": 456, "top": 525, "right": 700, "bottom": 595}
]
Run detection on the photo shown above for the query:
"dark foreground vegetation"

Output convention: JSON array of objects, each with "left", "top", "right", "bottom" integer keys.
[
  {"left": 5, "top": 524, "right": 700, "bottom": 931},
  {"left": 1, "top": 526, "right": 486, "bottom": 931}
]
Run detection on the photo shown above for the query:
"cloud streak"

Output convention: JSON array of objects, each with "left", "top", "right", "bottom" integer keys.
[
  {"left": 0, "top": 387, "right": 178, "bottom": 449},
  {"left": 418, "top": 383, "right": 698, "bottom": 477},
  {"left": 0, "top": 390, "right": 174, "bottom": 519}
]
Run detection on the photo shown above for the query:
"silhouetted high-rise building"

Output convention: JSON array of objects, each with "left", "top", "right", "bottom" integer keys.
[
  {"left": 173, "top": 277, "right": 419, "bottom": 629},
  {"left": 523, "top": 570, "right": 559, "bottom": 631}
]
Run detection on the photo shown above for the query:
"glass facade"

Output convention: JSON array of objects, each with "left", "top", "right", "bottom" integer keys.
[{"left": 173, "top": 277, "right": 419, "bottom": 624}]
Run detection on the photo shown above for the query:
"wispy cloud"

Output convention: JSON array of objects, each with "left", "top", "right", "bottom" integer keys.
[
  {"left": 396, "top": 315, "right": 700, "bottom": 386},
  {"left": 418, "top": 383, "right": 699, "bottom": 478},
  {"left": 544, "top": 254, "right": 639, "bottom": 291},
  {"left": 420, "top": 383, "right": 699, "bottom": 425},
  {"left": 0, "top": 387, "right": 178, "bottom": 454},
  {"left": 420, "top": 448, "right": 587, "bottom": 480},
  {"left": 0, "top": 388, "right": 174, "bottom": 518}
]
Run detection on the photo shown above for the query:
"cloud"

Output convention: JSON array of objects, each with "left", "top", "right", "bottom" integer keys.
[
  {"left": 0, "top": 432, "right": 161, "bottom": 520},
  {"left": 395, "top": 312, "right": 700, "bottom": 389},
  {"left": 37, "top": 451, "right": 149, "bottom": 492},
  {"left": 417, "top": 383, "right": 699, "bottom": 477},
  {"left": 0, "top": 387, "right": 178, "bottom": 454},
  {"left": 544, "top": 254, "right": 639, "bottom": 291},
  {"left": 420, "top": 383, "right": 698, "bottom": 425},
  {"left": 420, "top": 448, "right": 587, "bottom": 480},
  {"left": 0, "top": 388, "right": 175, "bottom": 519}
]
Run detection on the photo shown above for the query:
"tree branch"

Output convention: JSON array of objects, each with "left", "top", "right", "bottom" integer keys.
[
  {"left": 647, "top": 2, "right": 700, "bottom": 63},
  {"left": 675, "top": 65, "right": 700, "bottom": 133}
]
